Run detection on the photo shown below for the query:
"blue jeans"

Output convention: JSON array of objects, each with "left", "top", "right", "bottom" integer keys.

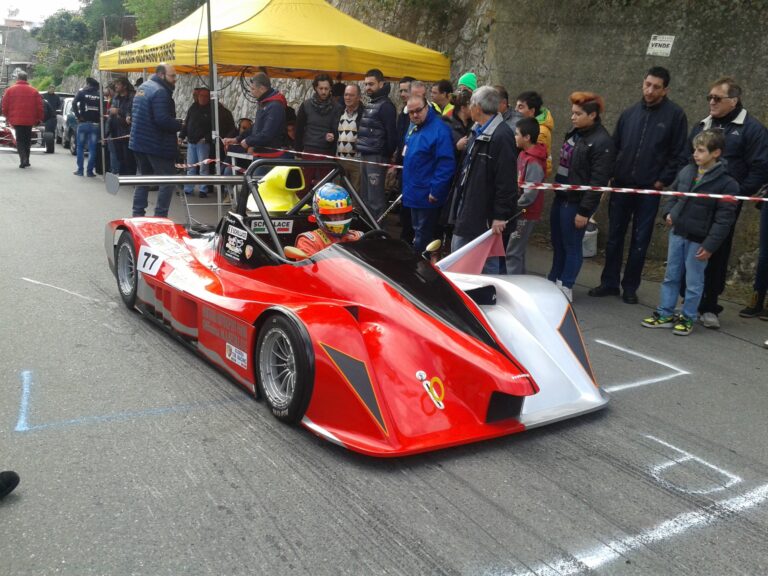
[
  {"left": 755, "top": 204, "right": 768, "bottom": 294},
  {"left": 76, "top": 122, "right": 99, "bottom": 175},
  {"left": 183, "top": 141, "right": 211, "bottom": 194},
  {"left": 601, "top": 193, "right": 661, "bottom": 292},
  {"left": 451, "top": 233, "right": 500, "bottom": 274},
  {"left": 548, "top": 197, "right": 588, "bottom": 288},
  {"left": 658, "top": 231, "right": 708, "bottom": 321},
  {"left": 132, "top": 152, "right": 177, "bottom": 217},
  {"left": 410, "top": 207, "right": 440, "bottom": 253}
]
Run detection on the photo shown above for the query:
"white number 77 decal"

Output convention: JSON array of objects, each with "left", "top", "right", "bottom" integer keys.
[{"left": 137, "top": 246, "right": 165, "bottom": 277}]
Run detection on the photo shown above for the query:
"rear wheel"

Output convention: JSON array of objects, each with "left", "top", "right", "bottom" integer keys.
[
  {"left": 44, "top": 132, "right": 54, "bottom": 153},
  {"left": 256, "top": 315, "right": 313, "bottom": 423},
  {"left": 115, "top": 231, "right": 138, "bottom": 309}
]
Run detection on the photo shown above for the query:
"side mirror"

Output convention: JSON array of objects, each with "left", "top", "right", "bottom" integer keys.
[{"left": 284, "top": 246, "right": 309, "bottom": 261}]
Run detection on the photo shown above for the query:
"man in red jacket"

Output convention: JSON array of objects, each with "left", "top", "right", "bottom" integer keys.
[{"left": 1, "top": 71, "right": 44, "bottom": 168}]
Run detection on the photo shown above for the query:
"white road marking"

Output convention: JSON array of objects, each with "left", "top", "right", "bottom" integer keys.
[
  {"left": 497, "top": 483, "right": 768, "bottom": 576},
  {"left": 645, "top": 435, "right": 741, "bottom": 495},
  {"left": 594, "top": 339, "right": 689, "bottom": 392},
  {"left": 21, "top": 277, "right": 99, "bottom": 302}
]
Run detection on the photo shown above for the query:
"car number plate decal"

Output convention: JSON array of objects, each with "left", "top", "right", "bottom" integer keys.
[
  {"left": 226, "top": 343, "right": 248, "bottom": 369},
  {"left": 137, "top": 246, "right": 165, "bottom": 277}
]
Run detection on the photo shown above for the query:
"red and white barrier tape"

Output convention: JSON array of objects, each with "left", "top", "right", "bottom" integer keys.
[
  {"left": 520, "top": 181, "right": 768, "bottom": 203},
  {"left": 175, "top": 157, "right": 246, "bottom": 173}
]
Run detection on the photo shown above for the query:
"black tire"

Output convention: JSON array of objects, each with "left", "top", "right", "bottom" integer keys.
[
  {"left": 68, "top": 130, "right": 76, "bottom": 155},
  {"left": 44, "top": 132, "right": 55, "bottom": 153},
  {"left": 256, "top": 314, "right": 314, "bottom": 423},
  {"left": 56, "top": 132, "right": 62, "bottom": 144},
  {"left": 115, "top": 231, "right": 138, "bottom": 309}
]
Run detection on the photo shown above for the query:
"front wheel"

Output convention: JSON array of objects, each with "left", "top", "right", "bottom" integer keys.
[
  {"left": 68, "top": 130, "right": 76, "bottom": 155},
  {"left": 115, "top": 231, "right": 138, "bottom": 309},
  {"left": 256, "top": 314, "right": 314, "bottom": 423}
]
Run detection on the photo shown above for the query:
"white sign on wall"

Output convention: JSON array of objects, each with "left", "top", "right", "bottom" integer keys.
[{"left": 647, "top": 34, "right": 675, "bottom": 57}]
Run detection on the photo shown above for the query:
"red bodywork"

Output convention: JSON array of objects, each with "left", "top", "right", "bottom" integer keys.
[{"left": 106, "top": 217, "right": 539, "bottom": 457}]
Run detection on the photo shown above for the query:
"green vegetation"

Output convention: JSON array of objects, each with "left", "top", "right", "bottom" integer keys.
[{"left": 30, "top": 0, "right": 204, "bottom": 87}]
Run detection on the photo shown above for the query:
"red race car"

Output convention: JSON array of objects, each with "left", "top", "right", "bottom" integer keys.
[{"left": 105, "top": 160, "right": 607, "bottom": 457}]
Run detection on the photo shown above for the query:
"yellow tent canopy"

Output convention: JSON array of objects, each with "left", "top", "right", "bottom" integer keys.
[{"left": 98, "top": 0, "right": 450, "bottom": 81}]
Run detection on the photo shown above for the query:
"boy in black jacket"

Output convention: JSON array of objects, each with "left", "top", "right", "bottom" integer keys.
[{"left": 642, "top": 130, "right": 738, "bottom": 335}]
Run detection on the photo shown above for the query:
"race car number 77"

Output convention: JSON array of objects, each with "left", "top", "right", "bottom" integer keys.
[{"left": 137, "top": 246, "right": 165, "bottom": 277}]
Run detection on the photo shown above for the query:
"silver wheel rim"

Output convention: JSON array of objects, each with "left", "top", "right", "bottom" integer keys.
[
  {"left": 117, "top": 243, "right": 136, "bottom": 297},
  {"left": 259, "top": 326, "right": 296, "bottom": 409}
]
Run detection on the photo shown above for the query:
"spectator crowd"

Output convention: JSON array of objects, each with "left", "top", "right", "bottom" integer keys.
[{"left": 54, "top": 64, "right": 768, "bottom": 339}]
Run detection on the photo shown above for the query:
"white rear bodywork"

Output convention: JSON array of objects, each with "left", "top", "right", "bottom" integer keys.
[{"left": 445, "top": 273, "right": 609, "bottom": 429}]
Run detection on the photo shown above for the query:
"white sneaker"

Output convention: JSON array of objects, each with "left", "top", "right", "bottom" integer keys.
[
  {"left": 556, "top": 279, "right": 563, "bottom": 288},
  {"left": 764, "top": 339, "right": 768, "bottom": 349},
  {"left": 700, "top": 312, "right": 720, "bottom": 329},
  {"left": 559, "top": 285, "right": 573, "bottom": 302}
]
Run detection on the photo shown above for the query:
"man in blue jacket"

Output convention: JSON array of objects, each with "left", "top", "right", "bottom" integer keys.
[
  {"left": 129, "top": 63, "right": 182, "bottom": 218},
  {"left": 401, "top": 94, "right": 456, "bottom": 253},
  {"left": 590, "top": 67, "right": 689, "bottom": 304},
  {"left": 688, "top": 77, "right": 768, "bottom": 328}
]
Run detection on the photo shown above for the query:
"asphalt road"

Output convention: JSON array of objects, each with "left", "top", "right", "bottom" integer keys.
[{"left": 1, "top": 148, "right": 767, "bottom": 576}]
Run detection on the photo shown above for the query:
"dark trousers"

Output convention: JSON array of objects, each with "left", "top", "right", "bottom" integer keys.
[
  {"left": 698, "top": 205, "right": 741, "bottom": 314},
  {"left": 15, "top": 125, "right": 32, "bottom": 166},
  {"left": 600, "top": 193, "right": 661, "bottom": 292},
  {"left": 410, "top": 206, "right": 440, "bottom": 253},
  {"left": 756, "top": 204, "right": 768, "bottom": 295},
  {"left": 132, "top": 153, "right": 178, "bottom": 218}
]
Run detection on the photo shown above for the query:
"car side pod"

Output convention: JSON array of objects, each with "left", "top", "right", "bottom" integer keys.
[{"left": 445, "top": 273, "right": 608, "bottom": 430}]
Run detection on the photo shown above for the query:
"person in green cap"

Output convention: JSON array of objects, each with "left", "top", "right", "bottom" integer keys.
[{"left": 457, "top": 72, "right": 477, "bottom": 93}]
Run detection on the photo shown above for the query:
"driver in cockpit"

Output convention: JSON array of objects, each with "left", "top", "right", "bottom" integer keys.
[{"left": 295, "top": 183, "right": 363, "bottom": 256}]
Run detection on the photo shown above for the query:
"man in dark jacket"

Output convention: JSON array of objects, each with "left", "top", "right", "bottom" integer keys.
[
  {"left": 295, "top": 73, "right": 342, "bottom": 190},
  {"left": 1, "top": 71, "right": 43, "bottom": 168},
  {"left": 296, "top": 73, "right": 341, "bottom": 155},
  {"left": 106, "top": 77, "right": 135, "bottom": 175},
  {"left": 129, "top": 64, "right": 182, "bottom": 218},
  {"left": 687, "top": 77, "right": 768, "bottom": 328},
  {"left": 72, "top": 77, "right": 101, "bottom": 177},
  {"left": 223, "top": 72, "right": 287, "bottom": 170},
  {"left": 590, "top": 66, "right": 689, "bottom": 303},
  {"left": 449, "top": 86, "right": 518, "bottom": 274},
  {"left": 357, "top": 68, "right": 398, "bottom": 219},
  {"left": 179, "top": 87, "right": 215, "bottom": 197}
]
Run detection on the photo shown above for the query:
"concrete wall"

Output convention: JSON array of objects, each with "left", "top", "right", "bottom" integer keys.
[{"left": 486, "top": 0, "right": 766, "bottom": 277}]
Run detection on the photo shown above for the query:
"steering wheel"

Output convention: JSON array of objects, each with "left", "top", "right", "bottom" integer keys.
[{"left": 360, "top": 229, "right": 391, "bottom": 240}]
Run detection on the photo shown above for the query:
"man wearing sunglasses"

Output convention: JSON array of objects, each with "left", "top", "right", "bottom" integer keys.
[{"left": 687, "top": 77, "right": 768, "bottom": 329}]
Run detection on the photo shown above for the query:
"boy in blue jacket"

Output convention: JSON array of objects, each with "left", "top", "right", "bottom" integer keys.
[{"left": 642, "top": 130, "right": 738, "bottom": 335}]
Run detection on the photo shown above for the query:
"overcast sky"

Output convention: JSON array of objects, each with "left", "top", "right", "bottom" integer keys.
[{"left": 0, "top": 0, "right": 82, "bottom": 25}]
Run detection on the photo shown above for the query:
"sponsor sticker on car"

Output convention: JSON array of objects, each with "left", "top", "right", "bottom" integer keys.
[{"left": 251, "top": 219, "right": 294, "bottom": 234}]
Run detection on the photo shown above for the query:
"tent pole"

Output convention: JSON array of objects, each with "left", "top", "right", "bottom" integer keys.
[
  {"left": 99, "top": 68, "right": 106, "bottom": 180},
  {"left": 205, "top": 0, "right": 223, "bottom": 220}
]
